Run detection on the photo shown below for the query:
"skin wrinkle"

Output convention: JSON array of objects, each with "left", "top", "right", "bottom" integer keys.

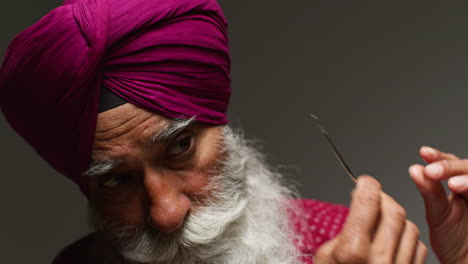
[
  {"left": 96, "top": 106, "right": 155, "bottom": 137},
  {"left": 95, "top": 115, "right": 163, "bottom": 148},
  {"left": 97, "top": 111, "right": 147, "bottom": 134},
  {"left": 94, "top": 116, "right": 164, "bottom": 164}
]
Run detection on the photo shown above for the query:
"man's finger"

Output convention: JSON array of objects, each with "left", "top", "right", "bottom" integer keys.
[
  {"left": 413, "top": 241, "right": 428, "bottom": 264},
  {"left": 394, "top": 220, "right": 419, "bottom": 264},
  {"left": 339, "top": 175, "right": 381, "bottom": 245},
  {"left": 409, "top": 164, "right": 450, "bottom": 228},
  {"left": 369, "top": 194, "right": 407, "bottom": 263},
  {"left": 424, "top": 159, "right": 468, "bottom": 181},
  {"left": 447, "top": 175, "right": 468, "bottom": 200},
  {"left": 420, "top": 146, "right": 459, "bottom": 164}
]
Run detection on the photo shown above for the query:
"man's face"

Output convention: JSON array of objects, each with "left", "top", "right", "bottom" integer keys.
[
  {"left": 86, "top": 103, "right": 223, "bottom": 233},
  {"left": 82, "top": 104, "right": 299, "bottom": 263}
]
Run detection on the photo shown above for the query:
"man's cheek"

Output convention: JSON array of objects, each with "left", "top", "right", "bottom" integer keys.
[{"left": 181, "top": 170, "right": 221, "bottom": 208}]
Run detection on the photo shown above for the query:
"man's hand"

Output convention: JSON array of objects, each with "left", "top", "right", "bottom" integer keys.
[
  {"left": 314, "top": 175, "right": 427, "bottom": 264},
  {"left": 409, "top": 146, "right": 468, "bottom": 264}
]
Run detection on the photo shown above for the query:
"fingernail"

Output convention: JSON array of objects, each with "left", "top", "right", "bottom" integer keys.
[
  {"left": 409, "top": 165, "right": 419, "bottom": 176},
  {"left": 356, "top": 177, "right": 363, "bottom": 188},
  {"left": 449, "top": 176, "right": 467, "bottom": 188},
  {"left": 425, "top": 163, "right": 443, "bottom": 178},
  {"left": 421, "top": 146, "right": 437, "bottom": 158},
  {"left": 356, "top": 175, "right": 367, "bottom": 188}
]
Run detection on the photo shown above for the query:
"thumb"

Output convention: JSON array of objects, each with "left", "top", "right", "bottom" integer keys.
[{"left": 409, "top": 164, "right": 450, "bottom": 228}]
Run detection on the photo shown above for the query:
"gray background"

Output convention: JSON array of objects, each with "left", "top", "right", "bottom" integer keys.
[{"left": 2, "top": 0, "right": 468, "bottom": 263}]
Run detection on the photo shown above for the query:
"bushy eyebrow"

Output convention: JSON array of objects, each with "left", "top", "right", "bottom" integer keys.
[
  {"left": 82, "top": 160, "right": 119, "bottom": 177},
  {"left": 148, "top": 116, "right": 196, "bottom": 145},
  {"left": 82, "top": 116, "right": 196, "bottom": 177}
]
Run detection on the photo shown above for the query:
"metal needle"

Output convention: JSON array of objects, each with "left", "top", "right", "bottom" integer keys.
[{"left": 311, "top": 114, "right": 357, "bottom": 184}]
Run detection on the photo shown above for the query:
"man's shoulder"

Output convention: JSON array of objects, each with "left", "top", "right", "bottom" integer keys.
[
  {"left": 292, "top": 198, "right": 349, "bottom": 231},
  {"left": 290, "top": 198, "right": 349, "bottom": 257},
  {"left": 52, "top": 233, "right": 97, "bottom": 264}
]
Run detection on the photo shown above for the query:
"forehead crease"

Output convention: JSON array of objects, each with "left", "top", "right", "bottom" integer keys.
[
  {"left": 93, "top": 123, "right": 166, "bottom": 157},
  {"left": 93, "top": 115, "right": 169, "bottom": 162},
  {"left": 95, "top": 114, "right": 154, "bottom": 142}
]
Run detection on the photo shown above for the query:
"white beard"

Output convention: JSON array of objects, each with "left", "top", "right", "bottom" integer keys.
[{"left": 89, "top": 126, "right": 304, "bottom": 264}]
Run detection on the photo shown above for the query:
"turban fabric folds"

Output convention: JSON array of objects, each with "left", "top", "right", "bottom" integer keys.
[{"left": 0, "top": 0, "right": 231, "bottom": 193}]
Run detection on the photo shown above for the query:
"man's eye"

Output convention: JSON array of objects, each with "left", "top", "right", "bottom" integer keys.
[
  {"left": 99, "top": 173, "right": 130, "bottom": 189},
  {"left": 167, "top": 133, "right": 193, "bottom": 157}
]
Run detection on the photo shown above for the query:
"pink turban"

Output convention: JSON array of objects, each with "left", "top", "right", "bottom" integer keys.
[{"left": 0, "top": 0, "right": 231, "bottom": 192}]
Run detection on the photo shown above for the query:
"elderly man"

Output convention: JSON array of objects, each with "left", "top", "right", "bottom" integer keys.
[{"left": 0, "top": 0, "right": 429, "bottom": 263}]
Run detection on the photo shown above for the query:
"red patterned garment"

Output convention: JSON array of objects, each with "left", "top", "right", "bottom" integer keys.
[{"left": 290, "top": 199, "right": 349, "bottom": 264}]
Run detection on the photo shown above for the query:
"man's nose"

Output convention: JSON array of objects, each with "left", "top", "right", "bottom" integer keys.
[{"left": 143, "top": 167, "right": 191, "bottom": 233}]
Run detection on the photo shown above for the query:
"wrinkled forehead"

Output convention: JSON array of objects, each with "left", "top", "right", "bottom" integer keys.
[
  {"left": 95, "top": 103, "right": 197, "bottom": 148},
  {"left": 96, "top": 103, "right": 167, "bottom": 134},
  {"left": 94, "top": 103, "right": 197, "bottom": 147}
]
